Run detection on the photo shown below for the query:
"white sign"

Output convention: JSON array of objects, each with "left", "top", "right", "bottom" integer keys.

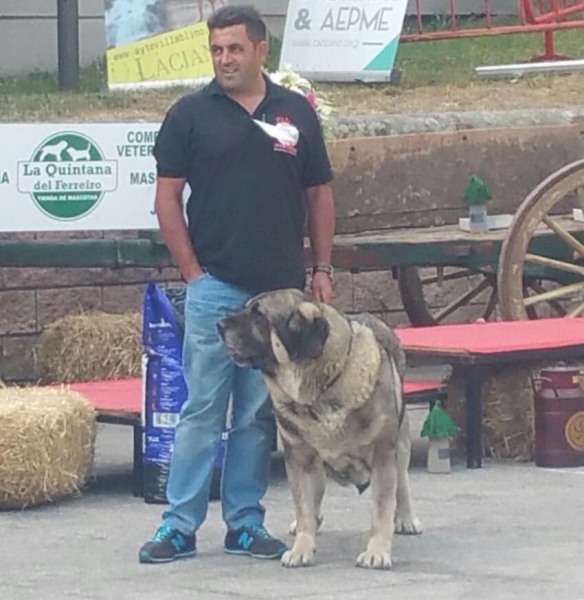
[
  {"left": 280, "top": 0, "right": 408, "bottom": 82},
  {"left": 0, "top": 123, "right": 171, "bottom": 232}
]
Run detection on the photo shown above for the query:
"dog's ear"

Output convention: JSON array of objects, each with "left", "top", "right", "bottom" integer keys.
[{"left": 284, "top": 302, "right": 330, "bottom": 360}]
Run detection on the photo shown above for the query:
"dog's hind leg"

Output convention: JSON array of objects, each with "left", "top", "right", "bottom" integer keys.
[
  {"left": 281, "top": 443, "right": 321, "bottom": 568},
  {"left": 356, "top": 442, "right": 398, "bottom": 570},
  {"left": 289, "top": 458, "right": 325, "bottom": 535},
  {"left": 394, "top": 413, "right": 423, "bottom": 535}
]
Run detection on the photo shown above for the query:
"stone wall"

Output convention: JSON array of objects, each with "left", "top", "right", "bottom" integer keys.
[
  {"left": 0, "top": 260, "right": 400, "bottom": 382},
  {"left": 2, "top": 257, "right": 488, "bottom": 381},
  {"left": 0, "top": 231, "right": 181, "bottom": 382}
]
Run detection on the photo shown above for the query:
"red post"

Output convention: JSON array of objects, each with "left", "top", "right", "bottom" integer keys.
[{"left": 544, "top": 29, "right": 555, "bottom": 59}]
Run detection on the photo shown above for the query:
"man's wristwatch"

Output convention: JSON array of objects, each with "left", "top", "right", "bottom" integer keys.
[{"left": 312, "top": 264, "right": 334, "bottom": 280}]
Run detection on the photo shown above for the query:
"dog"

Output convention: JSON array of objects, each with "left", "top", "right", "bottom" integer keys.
[
  {"left": 218, "top": 289, "right": 422, "bottom": 570},
  {"left": 38, "top": 140, "right": 69, "bottom": 162},
  {"left": 66, "top": 143, "right": 92, "bottom": 162}
]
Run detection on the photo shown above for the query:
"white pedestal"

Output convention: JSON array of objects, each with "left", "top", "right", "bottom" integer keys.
[
  {"left": 427, "top": 438, "right": 452, "bottom": 473},
  {"left": 458, "top": 213, "right": 513, "bottom": 232}
]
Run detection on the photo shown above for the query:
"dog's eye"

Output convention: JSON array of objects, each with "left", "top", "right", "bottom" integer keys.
[{"left": 251, "top": 304, "right": 262, "bottom": 315}]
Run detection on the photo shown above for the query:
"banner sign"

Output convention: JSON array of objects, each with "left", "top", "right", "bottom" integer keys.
[
  {"left": 0, "top": 123, "right": 170, "bottom": 232},
  {"left": 279, "top": 0, "right": 408, "bottom": 82},
  {"left": 103, "top": 0, "right": 229, "bottom": 90},
  {"left": 106, "top": 21, "right": 213, "bottom": 90}
]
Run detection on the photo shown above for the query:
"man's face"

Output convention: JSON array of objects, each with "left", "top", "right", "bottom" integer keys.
[{"left": 209, "top": 24, "right": 268, "bottom": 93}]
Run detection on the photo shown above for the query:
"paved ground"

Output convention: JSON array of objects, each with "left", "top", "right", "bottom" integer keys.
[{"left": 2, "top": 409, "right": 584, "bottom": 600}]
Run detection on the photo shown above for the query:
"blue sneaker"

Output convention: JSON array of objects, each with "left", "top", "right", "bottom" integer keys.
[
  {"left": 139, "top": 525, "right": 197, "bottom": 564},
  {"left": 224, "top": 524, "right": 287, "bottom": 559}
]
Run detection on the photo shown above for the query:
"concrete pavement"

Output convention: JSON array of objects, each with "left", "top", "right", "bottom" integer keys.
[{"left": 2, "top": 410, "right": 584, "bottom": 600}]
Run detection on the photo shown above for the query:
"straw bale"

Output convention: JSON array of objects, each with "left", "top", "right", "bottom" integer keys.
[
  {"left": 0, "top": 386, "right": 96, "bottom": 509},
  {"left": 35, "top": 311, "right": 142, "bottom": 383},
  {"left": 446, "top": 363, "right": 541, "bottom": 460},
  {"left": 446, "top": 361, "right": 584, "bottom": 460}
]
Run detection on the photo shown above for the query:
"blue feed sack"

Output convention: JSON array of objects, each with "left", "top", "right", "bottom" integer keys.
[{"left": 141, "top": 281, "right": 227, "bottom": 504}]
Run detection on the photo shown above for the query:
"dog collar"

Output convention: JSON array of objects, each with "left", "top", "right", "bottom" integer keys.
[{"left": 321, "top": 321, "right": 354, "bottom": 393}]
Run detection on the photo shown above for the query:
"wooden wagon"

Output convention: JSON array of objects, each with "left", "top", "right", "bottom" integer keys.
[{"left": 331, "top": 158, "right": 584, "bottom": 324}]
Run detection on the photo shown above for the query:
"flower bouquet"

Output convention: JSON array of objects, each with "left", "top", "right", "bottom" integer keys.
[{"left": 268, "top": 64, "right": 334, "bottom": 138}]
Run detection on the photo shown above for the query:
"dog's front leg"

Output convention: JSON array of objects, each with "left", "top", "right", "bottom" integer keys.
[
  {"left": 281, "top": 441, "right": 320, "bottom": 568},
  {"left": 356, "top": 443, "right": 398, "bottom": 570},
  {"left": 289, "top": 458, "right": 325, "bottom": 535}
]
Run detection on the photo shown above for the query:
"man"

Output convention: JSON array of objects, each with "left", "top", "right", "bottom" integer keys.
[{"left": 139, "top": 5, "right": 336, "bottom": 564}]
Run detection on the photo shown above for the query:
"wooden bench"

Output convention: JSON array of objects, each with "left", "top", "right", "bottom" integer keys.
[
  {"left": 64, "top": 379, "right": 143, "bottom": 497},
  {"left": 65, "top": 377, "right": 447, "bottom": 498}
]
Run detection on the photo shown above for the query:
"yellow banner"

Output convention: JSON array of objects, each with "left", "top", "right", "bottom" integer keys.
[{"left": 106, "top": 21, "right": 214, "bottom": 87}]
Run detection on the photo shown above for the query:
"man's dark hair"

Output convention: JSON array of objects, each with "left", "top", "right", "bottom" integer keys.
[{"left": 207, "top": 5, "right": 267, "bottom": 43}]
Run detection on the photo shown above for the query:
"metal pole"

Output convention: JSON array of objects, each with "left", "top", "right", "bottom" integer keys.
[{"left": 57, "top": 0, "right": 80, "bottom": 90}]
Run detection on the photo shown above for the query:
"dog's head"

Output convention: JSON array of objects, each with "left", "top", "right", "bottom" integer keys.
[{"left": 217, "top": 289, "right": 330, "bottom": 375}]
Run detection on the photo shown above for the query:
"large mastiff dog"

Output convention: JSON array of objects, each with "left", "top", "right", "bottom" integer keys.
[{"left": 218, "top": 289, "right": 422, "bottom": 569}]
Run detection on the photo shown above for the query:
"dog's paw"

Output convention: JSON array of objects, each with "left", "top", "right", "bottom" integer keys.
[
  {"left": 355, "top": 550, "right": 392, "bottom": 570},
  {"left": 289, "top": 515, "right": 324, "bottom": 536},
  {"left": 281, "top": 537, "right": 315, "bottom": 568},
  {"left": 394, "top": 514, "right": 423, "bottom": 535}
]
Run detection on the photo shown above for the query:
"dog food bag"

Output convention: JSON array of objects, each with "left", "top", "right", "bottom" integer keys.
[
  {"left": 142, "top": 282, "right": 225, "bottom": 503},
  {"left": 142, "top": 282, "right": 188, "bottom": 503}
]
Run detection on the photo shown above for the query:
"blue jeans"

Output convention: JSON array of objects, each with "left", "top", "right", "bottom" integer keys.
[{"left": 161, "top": 273, "right": 275, "bottom": 535}]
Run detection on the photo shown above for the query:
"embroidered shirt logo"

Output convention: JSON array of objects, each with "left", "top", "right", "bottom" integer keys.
[{"left": 252, "top": 118, "right": 299, "bottom": 156}]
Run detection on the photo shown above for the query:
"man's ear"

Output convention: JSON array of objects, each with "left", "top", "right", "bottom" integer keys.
[
  {"left": 256, "top": 39, "right": 269, "bottom": 63},
  {"left": 285, "top": 302, "right": 330, "bottom": 360}
]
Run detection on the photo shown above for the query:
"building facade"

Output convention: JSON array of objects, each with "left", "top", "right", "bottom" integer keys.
[{"left": 0, "top": 0, "right": 287, "bottom": 75}]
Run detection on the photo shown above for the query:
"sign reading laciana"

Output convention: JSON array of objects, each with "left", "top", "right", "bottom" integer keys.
[
  {"left": 103, "top": 0, "right": 227, "bottom": 90},
  {"left": 1, "top": 124, "right": 171, "bottom": 232}
]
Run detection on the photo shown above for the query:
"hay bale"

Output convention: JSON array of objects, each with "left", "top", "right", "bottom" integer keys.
[
  {"left": 446, "top": 363, "right": 541, "bottom": 461},
  {"left": 446, "top": 361, "right": 584, "bottom": 460},
  {"left": 0, "top": 387, "right": 96, "bottom": 509},
  {"left": 482, "top": 366, "right": 538, "bottom": 460},
  {"left": 436, "top": 359, "right": 584, "bottom": 461},
  {"left": 35, "top": 311, "right": 142, "bottom": 383}
]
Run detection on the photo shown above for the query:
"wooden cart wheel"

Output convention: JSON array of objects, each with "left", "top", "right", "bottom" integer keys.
[
  {"left": 397, "top": 266, "right": 498, "bottom": 327},
  {"left": 498, "top": 159, "right": 584, "bottom": 320}
]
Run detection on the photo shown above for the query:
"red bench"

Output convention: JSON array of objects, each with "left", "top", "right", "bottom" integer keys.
[
  {"left": 64, "top": 379, "right": 142, "bottom": 497},
  {"left": 396, "top": 317, "right": 584, "bottom": 469},
  {"left": 65, "top": 377, "right": 447, "bottom": 498}
]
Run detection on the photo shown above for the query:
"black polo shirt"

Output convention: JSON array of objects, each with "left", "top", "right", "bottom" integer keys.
[{"left": 153, "top": 75, "right": 333, "bottom": 294}]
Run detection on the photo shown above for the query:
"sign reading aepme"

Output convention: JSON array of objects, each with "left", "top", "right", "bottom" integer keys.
[{"left": 280, "top": 0, "right": 408, "bottom": 82}]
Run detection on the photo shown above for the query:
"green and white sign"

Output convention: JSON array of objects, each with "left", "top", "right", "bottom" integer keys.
[
  {"left": 1, "top": 123, "right": 170, "bottom": 232},
  {"left": 18, "top": 132, "right": 117, "bottom": 220},
  {"left": 280, "top": 0, "right": 408, "bottom": 82}
]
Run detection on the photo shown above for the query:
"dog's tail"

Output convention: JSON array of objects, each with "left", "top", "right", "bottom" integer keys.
[{"left": 349, "top": 313, "right": 406, "bottom": 378}]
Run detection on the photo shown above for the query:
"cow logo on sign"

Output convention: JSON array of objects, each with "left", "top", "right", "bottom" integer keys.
[{"left": 17, "top": 132, "right": 118, "bottom": 221}]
